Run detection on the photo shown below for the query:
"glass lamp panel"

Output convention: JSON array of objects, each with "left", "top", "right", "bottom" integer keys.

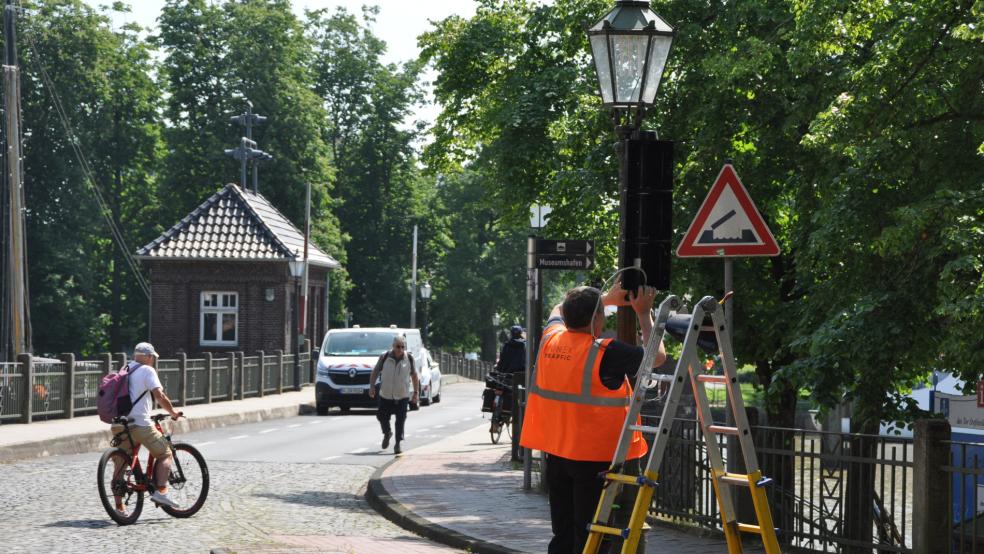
[
  {"left": 612, "top": 33, "right": 650, "bottom": 104},
  {"left": 641, "top": 35, "right": 673, "bottom": 104},
  {"left": 589, "top": 34, "right": 614, "bottom": 104}
]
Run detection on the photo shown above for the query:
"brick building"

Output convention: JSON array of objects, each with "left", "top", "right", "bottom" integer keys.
[{"left": 136, "top": 183, "right": 341, "bottom": 357}]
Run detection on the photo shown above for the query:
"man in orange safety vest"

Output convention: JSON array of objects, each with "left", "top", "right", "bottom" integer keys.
[{"left": 521, "top": 281, "right": 666, "bottom": 553}]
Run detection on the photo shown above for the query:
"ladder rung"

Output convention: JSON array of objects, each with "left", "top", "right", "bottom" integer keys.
[
  {"left": 717, "top": 473, "right": 751, "bottom": 487},
  {"left": 707, "top": 425, "right": 739, "bottom": 435},
  {"left": 736, "top": 523, "right": 762, "bottom": 534},
  {"left": 603, "top": 473, "right": 639, "bottom": 485},
  {"left": 629, "top": 424, "right": 660, "bottom": 435},
  {"left": 602, "top": 472, "right": 657, "bottom": 488},
  {"left": 649, "top": 374, "right": 674, "bottom": 382},
  {"left": 587, "top": 524, "right": 629, "bottom": 539},
  {"left": 696, "top": 374, "right": 728, "bottom": 384}
]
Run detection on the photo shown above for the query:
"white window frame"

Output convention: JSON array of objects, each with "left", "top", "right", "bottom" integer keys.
[{"left": 200, "top": 291, "right": 239, "bottom": 347}]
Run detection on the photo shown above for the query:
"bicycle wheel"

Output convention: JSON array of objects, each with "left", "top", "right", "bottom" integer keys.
[
  {"left": 504, "top": 414, "right": 513, "bottom": 439},
  {"left": 490, "top": 398, "right": 504, "bottom": 444},
  {"left": 161, "top": 443, "right": 210, "bottom": 518},
  {"left": 97, "top": 448, "right": 143, "bottom": 526}
]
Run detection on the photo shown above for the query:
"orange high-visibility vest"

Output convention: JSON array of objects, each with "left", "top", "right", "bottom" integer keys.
[{"left": 520, "top": 324, "right": 647, "bottom": 462}]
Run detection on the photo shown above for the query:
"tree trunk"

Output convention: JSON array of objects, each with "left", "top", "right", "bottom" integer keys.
[
  {"left": 756, "top": 359, "right": 798, "bottom": 542},
  {"left": 844, "top": 401, "right": 880, "bottom": 554}
]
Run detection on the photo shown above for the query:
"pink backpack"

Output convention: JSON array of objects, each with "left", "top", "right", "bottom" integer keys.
[{"left": 97, "top": 363, "right": 147, "bottom": 424}]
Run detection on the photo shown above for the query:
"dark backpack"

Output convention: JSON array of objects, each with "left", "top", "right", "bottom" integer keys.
[{"left": 97, "top": 363, "right": 148, "bottom": 424}]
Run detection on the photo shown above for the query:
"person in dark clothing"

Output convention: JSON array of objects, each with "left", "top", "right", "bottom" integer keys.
[{"left": 494, "top": 325, "right": 527, "bottom": 374}]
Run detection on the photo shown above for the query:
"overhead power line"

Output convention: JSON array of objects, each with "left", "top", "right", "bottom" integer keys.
[{"left": 19, "top": 13, "right": 150, "bottom": 299}]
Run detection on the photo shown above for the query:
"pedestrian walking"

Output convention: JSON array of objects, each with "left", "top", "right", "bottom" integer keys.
[
  {"left": 368, "top": 335, "right": 420, "bottom": 455},
  {"left": 520, "top": 281, "right": 666, "bottom": 553}
]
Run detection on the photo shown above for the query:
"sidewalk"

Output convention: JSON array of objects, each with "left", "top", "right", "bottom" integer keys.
[
  {"left": 367, "top": 422, "right": 760, "bottom": 554},
  {"left": 0, "top": 388, "right": 316, "bottom": 463}
]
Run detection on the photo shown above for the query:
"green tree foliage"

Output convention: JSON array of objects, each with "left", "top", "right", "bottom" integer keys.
[
  {"left": 419, "top": 0, "right": 984, "bottom": 427},
  {"left": 307, "top": 7, "right": 432, "bottom": 328},
  {"left": 157, "top": 0, "right": 347, "bottom": 318},
  {"left": 16, "top": 0, "right": 161, "bottom": 355}
]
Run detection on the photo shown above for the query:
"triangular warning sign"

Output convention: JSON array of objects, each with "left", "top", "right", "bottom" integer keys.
[{"left": 676, "top": 164, "right": 780, "bottom": 258}]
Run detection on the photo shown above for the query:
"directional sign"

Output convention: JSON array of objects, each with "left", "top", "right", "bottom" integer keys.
[
  {"left": 676, "top": 164, "right": 780, "bottom": 257},
  {"left": 536, "top": 239, "right": 594, "bottom": 270}
]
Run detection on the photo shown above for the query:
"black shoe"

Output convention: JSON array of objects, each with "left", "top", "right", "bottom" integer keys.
[
  {"left": 382, "top": 432, "right": 392, "bottom": 450},
  {"left": 394, "top": 441, "right": 402, "bottom": 455}
]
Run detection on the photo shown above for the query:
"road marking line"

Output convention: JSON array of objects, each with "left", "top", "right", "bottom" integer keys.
[
  {"left": 287, "top": 424, "right": 302, "bottom": 428},
  {"left": 434, "top": 425, "right": 445, "bottom": 429},
  {"left": 259, "top": 428, "right": 278, "bottom": 434},
  {"left": 449, "top": 420, "right": 460, "bottom": 424},
  {"left": 321, "top": 455, "right": 341, "bottom": 461},
  {"left": 349, "top": 447, "right": 368, "bottom": 454},
  {"left": 230, "top": 435, "right": 249, "bottom": 440},
  {"left": 196, "top": 441, "right": 215, "bottom": 447},
  {"left": 308, "top": 420, "right": 323, "bottom": 425},
  {"left": 417, "top": 428, "right": 429, "bottom": 433}
]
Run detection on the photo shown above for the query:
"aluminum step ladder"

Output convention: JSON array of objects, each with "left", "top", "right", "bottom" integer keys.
[{"left": 583, "top": 294, "right": 781, "bottom": 554}]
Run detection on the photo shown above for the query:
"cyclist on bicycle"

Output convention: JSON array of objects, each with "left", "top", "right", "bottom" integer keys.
[
  {"left": 109, "top": 342, "right": 183, "bottom": 509},
  {"left": 494, "top": 325, "right": 526, "bottom": 375}
]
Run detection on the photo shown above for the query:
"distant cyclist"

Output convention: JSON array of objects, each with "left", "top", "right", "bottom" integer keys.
[
  {"left": 494, "top": 325, "right": 526, "bottom": 375},
  {"left": 109, "top": 342, "right": 183, "bottom": 508}
]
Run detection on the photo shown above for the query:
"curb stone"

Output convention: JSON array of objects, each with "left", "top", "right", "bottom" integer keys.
[{"left": 365, "top": 457, "right": 522, "bottom": 554}]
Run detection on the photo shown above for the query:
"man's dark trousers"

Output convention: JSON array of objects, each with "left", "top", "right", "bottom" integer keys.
[
  {"left": 545, "top": 454, "right": 644, "bottom": 554},
  {"left": 377, "top": 397, "right": 409, "bottom": 441}
]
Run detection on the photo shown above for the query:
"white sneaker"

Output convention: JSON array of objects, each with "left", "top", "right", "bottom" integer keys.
[{"left": 150, "top": 489, "right": 179, "bottom": 508}]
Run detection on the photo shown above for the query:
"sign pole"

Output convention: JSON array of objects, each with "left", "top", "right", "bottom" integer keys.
[{"left": 523, "top": 235, "right": 536, "bottom": 490}]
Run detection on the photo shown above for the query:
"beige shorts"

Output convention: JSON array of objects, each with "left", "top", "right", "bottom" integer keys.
[{"left": 110, "top": 424, "right": 171, "bottom": 460}]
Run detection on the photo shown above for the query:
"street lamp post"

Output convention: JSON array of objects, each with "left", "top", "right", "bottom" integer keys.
[
  {"left": 419, "top": 281, "right": 432, "bottom": 344},
  {"left": 288, "top": 260, "right": 304, "bottom": 391},
  {"left": 588, "top": 0, "right": 675, "bottom": 344}
]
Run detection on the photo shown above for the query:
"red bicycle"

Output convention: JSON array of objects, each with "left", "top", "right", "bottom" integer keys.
[{"left": 97, "top": 413, "right": 209, "bottom": 525}]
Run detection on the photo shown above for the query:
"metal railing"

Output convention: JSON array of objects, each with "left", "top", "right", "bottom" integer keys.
[
  {"left": 945, "top": 439, "right": 984, "bottom": 553},
  {"left": 0, "top": 346, "right": 316, "bottom": 424},
  {"left": 643, "top": 408, "right": 914, "bottom": 553},
  {"left": 432, "top": 350, "right": 494, "bottom": 381}
]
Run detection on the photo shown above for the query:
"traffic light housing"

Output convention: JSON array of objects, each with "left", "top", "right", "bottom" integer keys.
[{"left": 620, "top": 134, "right": 673, "bottom": 291}]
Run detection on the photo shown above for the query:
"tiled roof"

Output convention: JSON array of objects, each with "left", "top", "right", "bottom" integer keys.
[{"left": 136, "top": 184, "right": 341, "bottom": 269}]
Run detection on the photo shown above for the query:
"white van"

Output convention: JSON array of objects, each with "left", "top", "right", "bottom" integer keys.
[{"left": 315, "top": 326, "right": 437, "bottom": 414}]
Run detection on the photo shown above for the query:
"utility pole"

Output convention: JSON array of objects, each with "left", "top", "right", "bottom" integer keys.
[
  {"left": 300, "top": 181, "right": 310, "bottom": 337},
  {"left": 3, "top": 0, "right": 30, "bottom": 358},
  {"left": 410, "top": 224, "right": 418, "bottom": 328}
]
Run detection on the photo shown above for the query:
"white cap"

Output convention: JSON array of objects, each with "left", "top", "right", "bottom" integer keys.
[{"left": 134, "top": 342, "right": 159, "bottom": 358}]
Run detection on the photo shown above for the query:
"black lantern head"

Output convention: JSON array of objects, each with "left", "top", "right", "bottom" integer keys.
[{"left": 588, "top": 0, "right": 675, "bottom": 109}]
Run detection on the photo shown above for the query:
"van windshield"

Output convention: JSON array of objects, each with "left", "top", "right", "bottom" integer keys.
[{"left": 324, "top": 332, "right": 397, "bottom": 356}]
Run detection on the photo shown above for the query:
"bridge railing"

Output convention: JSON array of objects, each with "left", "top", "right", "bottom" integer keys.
[
  {"left": 0, "top": 342, "right": 315, "bottom": 424},
  {"left": 431, "top": 350, "right": 494, "bottom": 382}
]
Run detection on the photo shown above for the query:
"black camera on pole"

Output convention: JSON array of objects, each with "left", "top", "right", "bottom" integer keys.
[{"left": 620, "top": 132, "right": 673, "bottom": 292}]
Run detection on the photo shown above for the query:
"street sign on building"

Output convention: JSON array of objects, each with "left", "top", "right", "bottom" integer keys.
[
  {"left": 676, "top": 164, "right": 780, "bottom": 258},
  {"left": 536, "top": 239, "right": 594, "bottom": 270}
]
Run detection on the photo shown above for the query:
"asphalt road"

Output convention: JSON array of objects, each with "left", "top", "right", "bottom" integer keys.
[
  {"left": 0, "top": 382, "right": 489, "bottom": 553},
  {"left": 191, "top": 381, "right": 488, "bottom": 464}
]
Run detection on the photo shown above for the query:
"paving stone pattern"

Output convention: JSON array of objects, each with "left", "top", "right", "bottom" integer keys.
[
  {"left": 380, "top": 424, "right": 762, "bottom": 554},
  {"left": 0, "top": 454, "right": 457, "bottom": 554}
]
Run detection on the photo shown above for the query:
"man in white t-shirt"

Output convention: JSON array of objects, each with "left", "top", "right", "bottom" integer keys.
[{"left": 109, "top": 342, "right": 183, "bottom": 509}]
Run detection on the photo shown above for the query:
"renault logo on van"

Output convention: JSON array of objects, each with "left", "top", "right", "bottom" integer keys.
[{"left": 349, "top": 368, "right": 357, "bottom": 379}]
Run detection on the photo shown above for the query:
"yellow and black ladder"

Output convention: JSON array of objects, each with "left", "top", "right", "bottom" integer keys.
[{"left": 584, "top": 294, "right": 781, "bottom": 554}]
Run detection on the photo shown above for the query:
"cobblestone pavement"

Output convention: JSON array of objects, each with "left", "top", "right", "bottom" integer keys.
[{"left": 0, "top": 453, "right": 460, "bottom": 554}]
